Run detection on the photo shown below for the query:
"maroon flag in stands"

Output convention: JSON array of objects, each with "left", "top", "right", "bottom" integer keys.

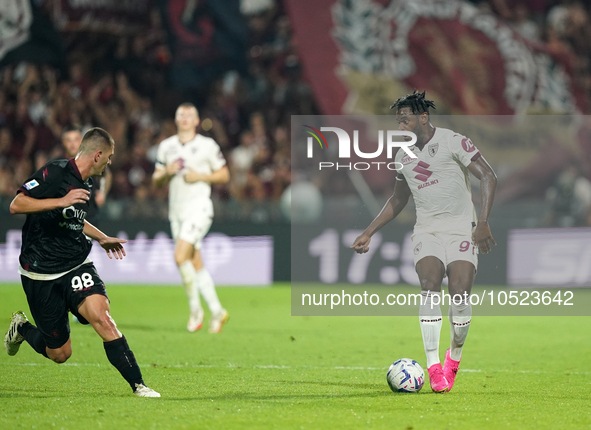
[
  {"left": 285, "top": 0, "right": 588, "bottom": 114},
  {"left": 0, "top": 0, "right": 32, "bottom": 61},
  {"left": 0, "top": 0, "right": 66, "bottom": 74}
]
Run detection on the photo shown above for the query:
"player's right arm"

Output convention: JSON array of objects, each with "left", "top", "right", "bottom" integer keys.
[
  {"left": 350, "top": 177, "right": 412, "bottom": 254},
  {"left": 152, "top": 162, "right": 183, "bottom": 186},
  {"left": 10, "top": 189, "right": 90, "bottom": 214},
  {"left": 152, "top": 139, "right": 182, "bottom": 186},
  {"left": 11, "top": 162, "right": 91, "bottom": 214}
]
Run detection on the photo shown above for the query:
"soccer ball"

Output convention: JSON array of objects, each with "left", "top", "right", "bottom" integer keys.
[{"left": 386, "top": 358, "right": 425, "bottom": 393}]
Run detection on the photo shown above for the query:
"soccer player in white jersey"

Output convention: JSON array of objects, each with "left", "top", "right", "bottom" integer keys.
[
  {"left": 152, "top": 103, "right": 230, "bottom": 333},
  {"left": 351, "top": 91, "right": 497, "bottom": 393}
]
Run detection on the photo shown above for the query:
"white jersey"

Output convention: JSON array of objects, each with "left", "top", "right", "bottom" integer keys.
[
  {"left": 395, "top": 127, "right": 479, "bottom": 235},
  {"left": 156, "top": 134, "right": 226, "bottom": 221}
]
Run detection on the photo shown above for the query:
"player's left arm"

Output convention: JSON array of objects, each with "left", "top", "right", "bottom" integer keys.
[
  {"left": 184, "top": 166, "right": 230, "bottom": 184},
  {"left": 468, "top": 156, "right": 497, "bottom": 254},
  {"left": 184, "top": 140, "right": 230, "bottom": 184},
  {"left": 83, "top": 220, "right": 127, "bottom": 260}
]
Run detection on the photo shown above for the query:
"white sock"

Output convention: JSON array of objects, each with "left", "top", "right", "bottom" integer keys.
[
  {"left": 448, "top": 301, "right": 471, "bottom": 361},
  {"left": 179, "top": 261, "right": 201, "bottom": 315},
  {"left": 194, "top": 268, "right": 222, "bottom": 316},
  {"left": 419, "top": 291, "right": 442, "bottom": 368}
]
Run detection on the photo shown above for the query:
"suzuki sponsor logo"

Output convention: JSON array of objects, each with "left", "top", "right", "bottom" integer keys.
[{"left": 412, "top": 161, "right": 433, "bottom": 182}]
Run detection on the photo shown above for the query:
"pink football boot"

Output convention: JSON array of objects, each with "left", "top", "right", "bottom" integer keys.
[
  {"left": 443, "top": 349, "right": 461, "bottom": 391},
  {"left": 427, "top": 362, "right": 450, "bottom": 393}
]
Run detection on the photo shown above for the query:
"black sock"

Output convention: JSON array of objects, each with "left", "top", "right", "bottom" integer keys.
[
  {"left": 18, "top": 322, "right": 48, "bottom": 358},
  {"left": 104, "top": 335, "right": 144, "bottom": 391}
]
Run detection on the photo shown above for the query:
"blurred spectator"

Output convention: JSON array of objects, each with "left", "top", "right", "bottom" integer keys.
[
  {"left": 510, "top": 2, "right": 541, "bottom": 42},
  {"left": 543, "top": 164, "right": 591, "bottom": 227},
  {"left": 0, "top": 3, "right": 314, "bottom": 222}
]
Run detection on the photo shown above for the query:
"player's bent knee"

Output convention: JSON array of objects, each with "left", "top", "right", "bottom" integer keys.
[
  {"left": 174, "top": 249, "right": 192, "bottom": 266},
  {"left": 420, "top": 279, "right": 442, "bottom": 292},
  {"left": 174, "top": 254, "right": 188, "bottom": 267},
  {"left": 448, "top": 276, "right": 474, "bottom": 295},
  {"left": 192, "top": 258, "right": 203, "bottom": 271},
  {"left": 51, "top": 354, "right": 69, "bottom": 364},
  {"left": 47, "top": 347, "right": 72, "bottom": 364}
]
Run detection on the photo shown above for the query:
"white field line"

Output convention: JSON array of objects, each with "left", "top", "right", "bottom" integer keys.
[{"left": 1, "top": 362, "right": 591, "bottom": 375}]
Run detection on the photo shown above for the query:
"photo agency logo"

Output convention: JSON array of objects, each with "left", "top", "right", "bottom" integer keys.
[{"left": 304, "top": 125, "right": 417, "bottom": 171}]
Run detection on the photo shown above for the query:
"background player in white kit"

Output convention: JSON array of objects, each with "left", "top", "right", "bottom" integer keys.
[
  {"left": 152, "top": 103, "right": 230, "bottom": 333},
  {"left": 351, "top": 91, "right": 497, "bottom": 393}
]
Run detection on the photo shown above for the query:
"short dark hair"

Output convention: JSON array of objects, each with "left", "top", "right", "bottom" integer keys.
[
  {"left": 177, "top": 102, "right": 199, "bottom": 117},
  {"left": 390, "top": 90, "right": 436, "bottom": 115},
  {"left": 61, "top": 124, "right": 81, "bottom": 138},
  {"left": 79, "top": 127, "right": 114, "bottom": 155}
]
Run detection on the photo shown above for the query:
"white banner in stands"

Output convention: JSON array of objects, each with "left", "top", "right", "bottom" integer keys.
[
  {"left": 508, "top": 228, "right": 591, "bottom": 287},
  {"left": 0, "top": 231, "right": 273, "bottom": 286}
]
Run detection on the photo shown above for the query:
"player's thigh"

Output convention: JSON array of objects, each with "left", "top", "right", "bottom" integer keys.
[
  {"left": 69, "top": 265, "right": 121, "bottom": 342},
  {"left": 413, "top": 233, "right": 446, "bottom": 291},
  {"left": 189, "top": 217, "right": 213, "bottom": 270},
  {"left": 445, "top": 235, "right": 478, "bottom": 295},
  {"left": 191, "top": 248, "right": 204, "bottom": 271},
  {"left": 175, "top": 239, "right": 195, "bottom": 265},
  {"left": 21, "top": 276, "right": 70, "bottom": 349},
  {"left": 64, "top": 264, "right": 109, "bottom": 324},
  {"left": 415, "top": 256, "right": 446, "bottom": 292},
  {"left": 77, "top": 294, "right": 121, "bottom": 342},
  {"left": 442, "top": 232, "right": 478, "bottom": 291},
  {"left": 446, "top": 260, "right": 476, "bottom": 296},
  {"left": 178, "top": 216, "right": 213, "bottom": 248}
]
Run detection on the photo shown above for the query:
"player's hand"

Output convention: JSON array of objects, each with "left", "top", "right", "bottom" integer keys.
[
  {"left": 473, "top": 221, "right": 496, "bottom": 254},
  {"left": 60, "top": 189, "right": 90, "bottom": 207},
  {"left": 350, "top": 233, "right": 372, "bottom": 254},
  {"left": 184, "top": 169, "right": 207, "bottom": 183},
  {"left": 166, "top": 160, "right": 182, "bottom": 177},
  {"left": 98, "top": 237, "right": 127, "bottom": 260}
]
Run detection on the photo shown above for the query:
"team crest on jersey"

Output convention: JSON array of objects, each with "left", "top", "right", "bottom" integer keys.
[
  {"left": 428, "top": 143, "right": 438, "bottom": 157},
  {"left": 414, "top": 242, "right": 422, "bottom": 255},
  {"left": 24, "top": 179, "right": 39, "bottom": 190}
]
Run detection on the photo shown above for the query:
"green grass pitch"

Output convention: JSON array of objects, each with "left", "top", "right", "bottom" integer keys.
[{"left": 1, "top": 283, "right": 590, "bottom": 430}]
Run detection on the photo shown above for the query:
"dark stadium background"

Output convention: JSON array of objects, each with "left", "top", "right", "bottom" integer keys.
[{"left": 0, "top": 0, "right": 590, "bottom": 288}]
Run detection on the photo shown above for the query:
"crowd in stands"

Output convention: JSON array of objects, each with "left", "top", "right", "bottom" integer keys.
[
  {"left": 0, "top": 0, "right": 308, "bottom": 222},
  {"left": 0, "top": 0, "right": 589, "bottom": 226},
  {"left": 471, "top": 0, "right": 591, "bottom": 225},
  {"left": 471, "top": 0, "right": 591, "bottom": 113}
]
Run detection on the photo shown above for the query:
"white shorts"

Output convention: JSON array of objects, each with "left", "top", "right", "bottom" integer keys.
[
  {"left": 170, "top": 216, "right": 213, "bottom": 249},
  {"left": 411, "top": 231, "right": 478, "bottom": 272}
]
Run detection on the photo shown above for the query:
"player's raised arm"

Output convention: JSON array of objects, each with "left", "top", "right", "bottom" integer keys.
[
  {"left": 10, "top": 189, "right": 90, "bottom": 215},
  {"left": 467, "top": 155, "right": 497, "bottom": 254},
  {"left": 350, "top": 177, "right": 412, "bottom": 254}
]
